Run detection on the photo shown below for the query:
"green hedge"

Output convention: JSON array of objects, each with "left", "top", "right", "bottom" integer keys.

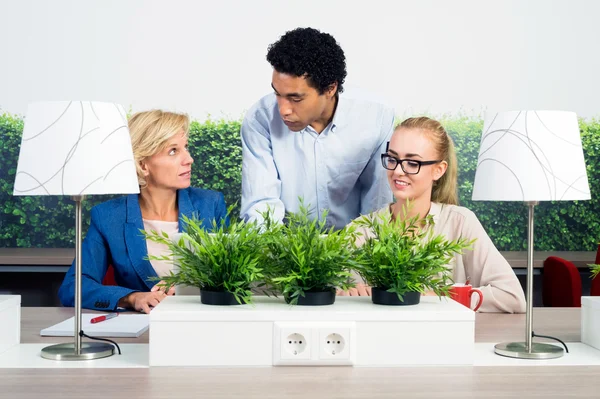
[{"left": 1, "top": 113, "right": 598, "bottom": 250}]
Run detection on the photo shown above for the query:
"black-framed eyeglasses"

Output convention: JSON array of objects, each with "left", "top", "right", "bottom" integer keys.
[{"left": 380, "top": 154, "right": 442, "bottom": 175}]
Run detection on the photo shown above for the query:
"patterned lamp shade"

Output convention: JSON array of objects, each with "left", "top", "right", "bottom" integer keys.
[
  {"left": 13, "top": 101, "right": 139, "bottom": 196},
  {"left": 472, "top": 110, "right": 590, "bottom": 202}
]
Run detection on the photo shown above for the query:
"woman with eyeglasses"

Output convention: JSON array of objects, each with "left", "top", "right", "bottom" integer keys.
[{"left": 343, "top": 116, "right": 525, "bottom": 313}]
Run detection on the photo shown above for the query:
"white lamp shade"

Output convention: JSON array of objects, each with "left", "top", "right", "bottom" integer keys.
[
  {"left": 472, "top": 110, "right": 591, "bottom": 202},
  {"left": 13, "top": 101, "right": 140, "bottom": 196}
]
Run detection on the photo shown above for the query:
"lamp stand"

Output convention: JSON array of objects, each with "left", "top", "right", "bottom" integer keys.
[
  {"left": 41, "top": 195, "right": 115, "bottom": 360},
  {"left": 494, "top": 201, "right": 564, "bottom": 359}
]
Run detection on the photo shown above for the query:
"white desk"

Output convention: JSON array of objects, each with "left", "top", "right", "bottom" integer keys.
[{"left": 1, "top": 306, "right": 596, "bottom": 398}]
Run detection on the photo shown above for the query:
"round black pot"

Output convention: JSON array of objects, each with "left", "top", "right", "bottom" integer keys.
[
  {"left": 371, "top": 287, "right": 420, "bottom": 306},
  {"left": 200, "top": 289, "right": 240, "bottom": 305},
  {"left": 285, "top": 289, "right": 336, "bottom": 306}
]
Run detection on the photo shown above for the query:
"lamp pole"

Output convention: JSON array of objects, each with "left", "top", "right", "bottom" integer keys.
[
  {"left": 494, "top": 201, "right": 564, "bottom": 359},
  {"left": 40, "top": 196, "right": 115, "bottom": 360}
]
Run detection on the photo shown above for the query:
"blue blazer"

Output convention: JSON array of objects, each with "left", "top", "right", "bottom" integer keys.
[{"left": 58, "top": 187, "right": 228, "bottom": 311}]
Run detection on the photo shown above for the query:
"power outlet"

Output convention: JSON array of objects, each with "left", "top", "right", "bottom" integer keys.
[
  {"left": 273, "top": 323, "right": 312, "bottom": 362},
  {"left": 283, "top": 332, "right": 308, "bottom": 358},
  {"left": 273, "top": 321, "right": 355, "bottom": 366},
  {"left": 318, "top": 325, "right": 353, "bottom": 362},
  {"left": 320, "top": 331, "right": 348, "bottom": 358}
]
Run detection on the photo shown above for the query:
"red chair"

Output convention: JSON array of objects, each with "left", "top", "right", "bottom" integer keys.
[
  {"left": 102, "top": 264, "right": 118, "bottom": 286},
  {"left": 591, "top": 244, "right": 600, "bottom": 297},
  {"left": 542, "top": 256, "right": 582, "bottom": 307}
]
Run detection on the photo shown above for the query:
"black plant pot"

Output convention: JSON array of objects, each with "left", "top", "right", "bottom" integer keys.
[
  {"left": 371, "top": 287, "right": 420, "bottom": 306},
  {"left": 285, "top": 289, "right": 336, "bottom": 306},
  {"left": 200, "top": 289, "right": 240, "bottom": 306}
]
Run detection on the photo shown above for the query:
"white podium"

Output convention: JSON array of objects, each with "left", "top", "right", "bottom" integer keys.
[
  {"left": 0, "top": 295, "right": 21, "bottom": 356},
  {"left": 582, "top": 296, "right": 600, "bottom": 351},
  {"left": 149, "top": 295, "right": 475, "bottom": 367}
]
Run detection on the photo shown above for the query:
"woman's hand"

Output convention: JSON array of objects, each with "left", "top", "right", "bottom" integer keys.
[
  {"left": 119, "top": 291, "right": 167, "bottom": 314},
  {"left": 151, "top": 280, "right": 176, "bottom": 296},
  {"left": 337, "top": 284, "right": 372, "bottom": 296}
]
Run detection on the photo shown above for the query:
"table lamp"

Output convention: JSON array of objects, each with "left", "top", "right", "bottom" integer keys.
[
  {"left": 472, "top": 110, "right": 590, "bottom": 359},
  {"left": 13, "top": 101, "right": 140, "bottom": 360}
]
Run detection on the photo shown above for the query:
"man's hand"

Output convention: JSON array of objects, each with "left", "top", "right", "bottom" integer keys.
[
  {"left": 118, "top": 291, "right": 167, "bottom": 314},
  {"left": 337, "top": 284, "right": 372, "bottom": 296},
  {"left": 151, "top": 280, "right": 176, "bottom": 296}
]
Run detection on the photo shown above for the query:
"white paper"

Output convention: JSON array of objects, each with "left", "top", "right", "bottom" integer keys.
[{"left": 40, "top": 314, "right": 149, "bottom": 338}]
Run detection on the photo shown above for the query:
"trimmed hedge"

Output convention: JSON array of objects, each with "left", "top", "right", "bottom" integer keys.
[
  {"left": 1, "top": 113, "right": 598, "bottom": 250},
  {"left": 188, "top": 119, "right": 242, "bottom": 214}
]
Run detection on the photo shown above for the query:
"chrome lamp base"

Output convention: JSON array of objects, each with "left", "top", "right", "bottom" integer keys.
[
  {"left": 41, "top": 342, "right": 115, "bottom": 361},
  {"left": 494, "top": 341, "right": 564, "bottom": 359}
]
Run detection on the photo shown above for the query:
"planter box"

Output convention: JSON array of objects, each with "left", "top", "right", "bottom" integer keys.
[
  {"left": 149, "top": 295, "right": 475, "bottom": 367},
  {"left": 0, "top": 295, "right": 21, "bottom": 356},
  {"left": 582, "top": 296, "right": 600, "bottom": 350}
]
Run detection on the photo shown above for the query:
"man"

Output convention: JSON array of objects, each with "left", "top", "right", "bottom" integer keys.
[{"left": 241, "top": 27, "right": 394, "bottom": 230}]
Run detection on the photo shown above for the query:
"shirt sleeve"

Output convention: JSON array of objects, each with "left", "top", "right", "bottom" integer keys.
[
  {"left": 358, "top": 106, "right": 394, "bottom": 215},
  {"left": 460, "top": 210, "right": 527, "bottom": 313},
  {"left": 240, "top": 111, "right": 285, "bottom": 225}
]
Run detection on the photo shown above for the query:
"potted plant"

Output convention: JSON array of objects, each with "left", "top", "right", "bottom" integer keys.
[
  {"left": 261, "top": 203, "right": 360, "bottom": 306},
  {"left": 144, "top": 212, "right": 265, "bottom": 305},
  {"left": 353, "top": 203, "right": 474, "bottom": 306}
]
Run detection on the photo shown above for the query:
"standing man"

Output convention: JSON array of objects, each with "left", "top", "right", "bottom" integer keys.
[{"left": 241, "top": 27, "right": 394, "bottom": 229}]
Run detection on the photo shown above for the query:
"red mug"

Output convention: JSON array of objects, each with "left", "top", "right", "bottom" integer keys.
[{"left": 449, "top": 284, "right": 483, "bottom": 311}]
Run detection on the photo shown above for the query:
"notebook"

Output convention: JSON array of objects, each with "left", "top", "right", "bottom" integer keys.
[{"left": 40, "top": 314, "right": 149, "bottom": 338}]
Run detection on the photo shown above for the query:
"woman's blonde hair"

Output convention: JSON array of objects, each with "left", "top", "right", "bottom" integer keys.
[
  {"left": 397, "top": 117, "right": 458, "bottom": 205},
  {"left": 128, "top": 110, "right": 190, "bottom": 188}
]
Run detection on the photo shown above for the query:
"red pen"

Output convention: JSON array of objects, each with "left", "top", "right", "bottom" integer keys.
[{"left": 90, "top": 313, "right": 118, "bottom": 324}]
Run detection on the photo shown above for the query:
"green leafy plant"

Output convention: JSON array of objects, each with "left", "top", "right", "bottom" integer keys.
[
  {"left": 260, "top": 202, "right": 360, "bottom": 305},
  {"left": 590, "top": 264, "right": 600, "bottom": 279},
  {"left": 353, "top": 202, "right": 475, "bottom": 301},
  {"left": 143, "top": 211, "right": 264, "bottom": 305}
]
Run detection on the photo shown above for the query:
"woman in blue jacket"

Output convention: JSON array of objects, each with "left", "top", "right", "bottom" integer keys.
[{"left": 58, "top": 110, "right": 228, "bottom": 313}]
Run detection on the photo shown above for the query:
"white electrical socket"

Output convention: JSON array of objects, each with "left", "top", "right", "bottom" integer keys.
[
  {"left": 318, "top": 325, "right": 354, "bottom": 362},
  {"left": 320, "top": 331, "right": 349, "bottom": 359},
  {"left": 283, "top": 332, "right": 308, "bottom": 357},
  {"left": 273, "top": 322, "right": 355, "bottom": 366},
  {"left": 273, "top": 323, "right": 312, "bottom": 362}
]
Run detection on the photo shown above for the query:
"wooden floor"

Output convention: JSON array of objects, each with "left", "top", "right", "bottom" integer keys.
[{"left": 2, "top": 366, "right": 597, "bottom": 399}]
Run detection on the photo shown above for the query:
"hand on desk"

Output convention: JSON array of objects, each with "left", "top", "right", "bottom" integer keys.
[
  {"left": 119, "top": 291, "right": 167, "bottom": 314},
  {"left": 337, "top": 284, "right": 372, "bottom": 296}
]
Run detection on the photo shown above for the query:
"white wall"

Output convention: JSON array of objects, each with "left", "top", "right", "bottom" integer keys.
[{"left": 0, "top": 0, "right": 598, "bottom": 120}]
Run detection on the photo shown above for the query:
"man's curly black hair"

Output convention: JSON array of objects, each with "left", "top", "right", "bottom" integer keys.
[{"left": 266, "top": 27, "right": 347, "bottom": 95}]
